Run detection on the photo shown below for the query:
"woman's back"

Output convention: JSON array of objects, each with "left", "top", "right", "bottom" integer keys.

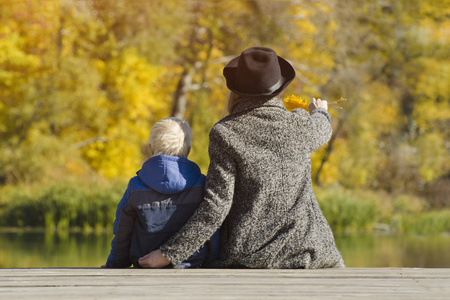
[{"left": 207, "top": 97, "right": 344, "bottom": 268}]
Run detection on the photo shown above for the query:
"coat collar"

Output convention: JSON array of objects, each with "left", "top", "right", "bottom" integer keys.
[{"left": 231, "top": 97, "right": 286, "bottom": 115}]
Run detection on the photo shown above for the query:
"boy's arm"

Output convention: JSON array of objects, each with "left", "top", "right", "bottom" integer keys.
[
  {"left": 156, "top": 125, "right": 235, "bottom": 266},
  {"left": 105, "top": 181, "right": 133, "bottom": 267},
  {"left": 110, "top": 197, "right": 136, "bottom": 268}
]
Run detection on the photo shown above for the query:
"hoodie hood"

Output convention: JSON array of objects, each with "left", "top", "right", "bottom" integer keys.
[{"left": 137, "top": 155, "right": 203, "bottom": 194}]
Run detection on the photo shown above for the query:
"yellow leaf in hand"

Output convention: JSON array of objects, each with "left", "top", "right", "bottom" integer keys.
[{"left": 283, "top": 95, "right": 309, "bottom": 112}]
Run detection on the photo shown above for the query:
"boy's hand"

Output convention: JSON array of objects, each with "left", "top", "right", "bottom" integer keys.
[
  {"left": 101, "top": 264, "right": 108, "bottom": 268},
  {"left": 138, "top": 249, "right": 171, "bottom": 268},
  {"left": 309, "top": 98, "right": 328, "bottom": 112}
]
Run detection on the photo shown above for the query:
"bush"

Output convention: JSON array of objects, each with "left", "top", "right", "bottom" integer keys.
[
  {"left": 316, "top": 187, "right": 379, "bottom": 233},
  {"left": 422, "top": 174, "right": 450, "bottom": 209},
  {"left": 0, "top": 187, "right": 45, "bottom": 227},
  {"left": 399, "top": 210, "right": 450, "bottom": 235},
  {"left": 316, "top": 186, "right": 450, "bottom": 235},
  {"left": 0, "top": 181, "right": 125, "bottom": 230},
  {"left": 2, "top": 182, "right": 449, "bottom": 235}
]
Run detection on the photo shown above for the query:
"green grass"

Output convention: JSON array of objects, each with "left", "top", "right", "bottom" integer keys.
[
  {"left": 398, "top": 211, "right": 450, "bottom": 235},
  {"left": 316, "top": 187, "right": 378, "bottom": 233},
  {"left": 0, "top": 181, "right": 125, "bottom": 231},
  {"left": 316, "top": 186, "right": 450, "bottom": 235},
  {"left": 1, "top": 182, "right": 449, "bottom": 235}
]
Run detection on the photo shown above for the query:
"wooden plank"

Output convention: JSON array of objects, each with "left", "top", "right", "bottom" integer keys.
[
  {"left": 0, "top": 268, "right": 449, "bottom": 299},
  {"left": 2, "top": 267, "right": 450, "bottom": 277}
]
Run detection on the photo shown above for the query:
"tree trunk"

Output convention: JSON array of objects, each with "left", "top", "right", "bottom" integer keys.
[
  {"left": 314, "top": 113, "right": 349, "bottom": 186},
  {"left": 171, "top": 67, "right": 194, "bottom": 119}
]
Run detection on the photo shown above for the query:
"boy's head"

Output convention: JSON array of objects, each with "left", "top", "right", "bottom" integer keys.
[{"left": 149, "top": 117, "right": 191, "bottom": 158}]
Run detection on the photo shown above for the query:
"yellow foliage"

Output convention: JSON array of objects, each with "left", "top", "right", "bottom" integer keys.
[
  {"left": 283, "top": 95, "right": 309, "bottom": 112},
  {"left": 64, "top": 160, "right": 89, "bottom": 177},
  {"left": 416, "top": 133, "right": 448, "bottom": 182},
  {"left": 84, "top": 138, "right": 143, "bottom": 179},
  {"left": 311, "top": 149, "right": 337, "bottom": 186},
  {"left": 413, "top": 58, "right": 450, "bottom": 131},
  {"left": 76, "top": 48, "right": 170, "bottom": 179},
  {"left": 359, "top": 82, "right": 401, "bottom": 136},
  {"left": 0, "top": 31, "right": 41, "bottom": 88},
  {"left": 0, "top": 0, "right": 448, "bottom": 192},
  {"left": 294, "top": 20, "right": 317, "bottom": 35}
]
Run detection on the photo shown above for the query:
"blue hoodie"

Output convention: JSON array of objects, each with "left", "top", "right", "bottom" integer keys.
[{"left": 106, "top": 155, "right": 218, "bottom": 268}]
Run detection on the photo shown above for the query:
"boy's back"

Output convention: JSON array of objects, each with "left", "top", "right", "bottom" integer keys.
[
  {"left": 104, "top": 117, "right": 218, "bottom": 268},
  {"left": 108, "top": 155, "right": 207, "bottom": 268}
]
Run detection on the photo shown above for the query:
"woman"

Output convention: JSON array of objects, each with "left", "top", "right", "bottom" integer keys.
[{"left": 139, "top": 46, "right": 345, "bottom": 269}]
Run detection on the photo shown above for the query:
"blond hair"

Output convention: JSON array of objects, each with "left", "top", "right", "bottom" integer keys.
[{"left": 149, "top": 117, "right": 191, "bottom": 157}]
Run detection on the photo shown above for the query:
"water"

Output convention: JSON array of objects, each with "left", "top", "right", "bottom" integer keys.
[
  {"left": 335, "top": 234, "right": 450, "bottom": 268},
  {"left": 1, "top": 230, "right": 449, "bottom": 268},
  {"left": 0, "top": 230, "right": 112, "bottom": 268}
]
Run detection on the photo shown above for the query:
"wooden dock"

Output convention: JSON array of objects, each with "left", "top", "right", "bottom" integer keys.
[{"left": 1, "top": 268, "right": 449, "bottom": 299}]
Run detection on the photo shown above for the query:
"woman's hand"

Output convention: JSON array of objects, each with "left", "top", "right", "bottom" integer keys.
[
  {"left": 309, "top": 98, "right": 328, "bottom": 112},
  {"left": 138, "top": 249, "right": 171, "bottom": 268}
]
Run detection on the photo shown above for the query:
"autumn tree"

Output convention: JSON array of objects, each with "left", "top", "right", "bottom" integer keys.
[
  {"left": 317, "top": 0, "right": 450, "bottom": 193},
  {"left": 0, "top": 0, "right": 170, "bottom": 183},
  {"left": 0, "top": 0, "right": 447, "bottom": 198}
]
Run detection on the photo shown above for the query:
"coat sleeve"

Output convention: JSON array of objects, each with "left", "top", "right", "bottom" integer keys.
[
  {"left": 110, "top": 196, "right": 137, "bottom": 268},
  {"left": 160, "top": 125, "right": 235, "bottom": 266},
  {"left": 293, "top": 107, "right": 332, "bottom": 153},
  {"left": 106, "top": 181, "right": 136, "bottom": 268},
  {"left": 105, "top": 181, "right": 131, "bottom": 266}
]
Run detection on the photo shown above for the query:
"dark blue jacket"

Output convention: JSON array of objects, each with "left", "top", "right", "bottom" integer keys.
[{"left": 106, "top": 155, "right": 219, "bottom": 268}]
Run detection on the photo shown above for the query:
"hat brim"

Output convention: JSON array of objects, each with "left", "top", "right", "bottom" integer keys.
[{"left": 223, "top": 55, "right": 296, "bottom": 97}]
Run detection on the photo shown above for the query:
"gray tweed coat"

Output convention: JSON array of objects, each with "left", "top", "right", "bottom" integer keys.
[{"left": 160, "top": 97, "right": 345, "bottom": 268}]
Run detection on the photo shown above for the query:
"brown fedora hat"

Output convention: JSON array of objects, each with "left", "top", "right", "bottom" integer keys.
[{"left": 223, "top": 47, "right": 295, "bottom": 97}]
